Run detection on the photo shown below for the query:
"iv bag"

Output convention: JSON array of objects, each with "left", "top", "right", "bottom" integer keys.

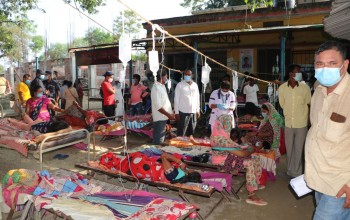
[
  {"left": 119, "top": 34, "right": 132, "bottom": 65},
  {"left": 268, "top": 84, "right": 273, "bottom": 97},
  {"left": 148, "top": 50, "right": 159, "bottom": 78},
  {"left": 201, "top": 62, "right": 211, "bottom": 86},
  {"left": 232, "top": 71, "right": 239, "bottom": 92},
  {"left": 119, "top": 68, "right": 126, "bottom": 83}
]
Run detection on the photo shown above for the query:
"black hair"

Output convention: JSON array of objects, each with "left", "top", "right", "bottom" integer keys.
[
  {"left": 261, "top": 104, "right": 269, "bottom": 112},
  {"left": 133, "top": 74, "right": 141, "bottom": 81},
  {"left": 244, "top": 71, "right": 250, "bottom": 75},
  {"left": 170, "top": 171, "right": 202, "bottom": 184},
  {"left": 32, "top": 85, "right": 42, "bottom": 93},
  {"left": 287, "top": 64, "right": 301, "bottom": 74},
  {"left": 47, "top": 121, "right": 70, "bottom": 133},
  {"left": 244, "top": 57, "right": 249, "bottom": 61},
  {"left": 245, "top": 102, "right": 259, "bottom": 116},
  {"left": 36, "top": 69, "right": 42, "bottom": 76},
  {"left": 156, "top": 69, "right": 167, "bottom": 82},
  {"left": 262, "top": 141, "right": 271, "bottom": 150},
  {"left": 23, "top": 74, "right": 31, "bottom": 80},
  {"left": 222, "top": 74, "right": 230, "bottom": 81},
  {"left": 230, "top": 128, "right": 242, "bottom": 141},
  {"left": 45, "top": 70, "right": 52, "bottom": 75},
  {"left": 62, "top": 80, "right": 68, "bottom": 86},
  {"left": 66, "top": 81, "right": 73, "bottom": 88},
  {"left": 315, "top": 40, "right": 347, "bottom": 60},
  {"left": 220, "top": 81, "right": 230, "bottom": 90}
]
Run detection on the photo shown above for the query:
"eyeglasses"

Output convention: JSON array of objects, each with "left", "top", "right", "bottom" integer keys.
[{"left": 314, "top": 61, "right": 342, "bottom": 68}]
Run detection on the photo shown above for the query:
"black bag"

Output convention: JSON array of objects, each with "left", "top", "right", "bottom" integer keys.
[
  {"left": 99, "top": 86, "right": 104, "bottom": 98},
  {"left": 192, "top": 153, "right": 210, "bottom": 163}
]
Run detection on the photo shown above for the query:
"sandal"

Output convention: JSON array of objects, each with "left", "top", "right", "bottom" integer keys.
[{"left": 246, "top": 193, "right": 268, "bottom": 206}]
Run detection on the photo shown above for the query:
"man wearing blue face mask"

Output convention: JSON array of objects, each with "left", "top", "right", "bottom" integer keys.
[
  {"left": 278, "top": 64, "right": 311, "bottom": 178},
  {"left": 209, "top": 81, "right": 237, "bottom": 132},
  {"left": 30, "top": 69, "right": 46, "bottom": 97},
  {"left": 174, "top": 69, "right": 200, "bottom": 142},
  {"left": 305, "top": 40, "right": 350, "bottom": 219}
]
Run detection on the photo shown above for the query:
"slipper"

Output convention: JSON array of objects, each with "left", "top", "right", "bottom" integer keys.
[
  {"left": 53, "top": 154, "right": 63, "bottom": 159},
  {"left": 58, "top": 154, "right": 69, "bottom": 160},
  {"left": 258, "top": 185, "right": 266, "bottom": 190},
  {"left": 245, "top": 198, "right": 268, "bottom": 206}
]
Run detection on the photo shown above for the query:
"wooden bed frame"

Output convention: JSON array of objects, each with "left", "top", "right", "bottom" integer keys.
[{"left": 75, "top": 162, "right": 233, "bottom": 220}]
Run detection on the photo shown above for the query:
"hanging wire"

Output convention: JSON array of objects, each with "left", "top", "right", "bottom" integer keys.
[{"left": 115, "top": 0, "right": 275, "bottom": 85}]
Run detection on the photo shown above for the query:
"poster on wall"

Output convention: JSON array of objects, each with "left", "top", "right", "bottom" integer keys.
[{"left": 239, "top": 49, "right": 254, "bottom": 73}]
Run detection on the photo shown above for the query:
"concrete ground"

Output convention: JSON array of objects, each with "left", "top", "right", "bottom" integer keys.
[{"left": 0, "top": 98, "right": 316, "bottom": 219}]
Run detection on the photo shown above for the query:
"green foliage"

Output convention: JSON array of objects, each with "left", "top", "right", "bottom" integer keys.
[
  {"left": 85, "top": 27, "right": 114, "bottom": 46},
  {"left": 113, "top": 10, "right": 142, "bottom": 40},
  {"left": 29, "top": 35, "right": 44, "bottom": 56},
  {"left": 71, "top": 37, "right": 89, "bottom": 48},
  {"left": 63, "top": 0, "right": 106, "bottom": 14},
  {"left": 0, "top": 0, "right": 38, "bottom": 20},
  {"left": 180, "top": 0, "right": 274, "bottom": 12},
  {"left": 0, "top": 64, "right": 4, "bottom": 73},
  {"left": 46, "top": 43, "right": 69, "bottom": 60},
  {"left": 131, "top": 53, "right": 147, "bottom": 62}
]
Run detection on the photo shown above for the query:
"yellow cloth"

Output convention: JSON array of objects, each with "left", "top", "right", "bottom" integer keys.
[
  {"left": 278, "top": 81, "right": 311, "bottom": 128},
  {"left": 305, "top": 73, "right": 350, "bottom": 197},
  {"left": 17, "top": 82, "right": 31, "bottom": 104}
]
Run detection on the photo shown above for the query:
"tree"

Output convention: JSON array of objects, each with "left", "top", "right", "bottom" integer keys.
[
  {"left": 181, "top": 0, "right": 274, "bottom": 12},
  {"left": 71, "top": 37, "right": 89, "bottom": 48},
  {"left": 29, "top": 35, "right": 44, "bottom": 57},
  {"left": 46, "top": 43, "right": 68, "bottom": 60},
  {"left": 85, "top": 27, "right": 114, "bottom": 46},
  {"left": 113, "top": 10, "right": 142, "bottom": 40},
  {"left": 0, "top": 0, "right": 106, "bottom": 59}
]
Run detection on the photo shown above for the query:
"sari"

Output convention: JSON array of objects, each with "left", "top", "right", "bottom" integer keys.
[
  {"left": 210, "top": 115, "right": 238, "bottom": 148},
  {"left": 26, "top": 97, "right": 51, "bottom": 122},
  {"left": 260, "top": 103, "right": 284, "bottom": 159}
]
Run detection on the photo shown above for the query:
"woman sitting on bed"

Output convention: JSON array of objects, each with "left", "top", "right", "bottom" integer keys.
[
  {"left": 239, "top": 102, "right": 262, "bottom": 124},
  {"left": 26, "top": 85, "right": 64, "bottom": 122},
  {"left": 245, "top": 102, "right": 284, "bottom": 160},
  {"left": 210, "top": 114, "right": 267, "bottom": 206}
]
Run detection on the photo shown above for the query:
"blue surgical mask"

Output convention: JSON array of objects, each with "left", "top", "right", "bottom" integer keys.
[
  {"left": 294, "top": 72, "right": 302, "bottom": 82},
  {"left": 315, "top": 65, "right": 343, "bottom": 87},
  {"left": 39, "top": 75, "right": 45, "bottom": 80},
  {"left": 36, "top": 92, "right": 43, "bottom": 98},
  {"left": 164, "top": 79, "right": 168, "bottom": 85},
  {"left": 262, "top": 112, "right": 268, "bottom": 118},
  {"left": 184, "top": 75, "right": 192, "bottom": 82},
  {"left": 132, "top": 79, "right": 136, "bottom": 84},
  {"left": 25, "top": 79, "right": 31, "bottom": 85}
]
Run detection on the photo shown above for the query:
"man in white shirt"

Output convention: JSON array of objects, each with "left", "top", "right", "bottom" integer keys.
[
  {"left": 209, "top": 81, "right": 237, "bottom": 131},
  {"left": 151, "top": 69, "right": 175, "bottom": 145},
  {"left": 243, "top": 76, "right": 259, "bottom": 106},
  {"left": 60, "top": 80, "right": 68, "bottom": 109},
  {"left": 174, "top": 69, "right": 200, "bottom": 141}
]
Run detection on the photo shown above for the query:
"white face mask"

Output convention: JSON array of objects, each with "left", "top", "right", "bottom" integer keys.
[
  {"left": 108, "top": 78, "right": 113, "bottom": 83},
  {"left": 221, "top": 91, "right": 228, "bottom": 95}
]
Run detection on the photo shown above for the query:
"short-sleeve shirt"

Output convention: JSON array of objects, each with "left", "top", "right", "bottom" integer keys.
[
  {"left": 151, "top": 81, "right": 172, "bottom": 122},
  {"left": 208, "top": 89, "right": 237, "bottom": 127},
  {"left": 101, "top": 81, "right": 115, "bottom": 106},
  {"left": 17, "top": 82, "right": 31, "bottom": 103},
  {"left": 43, "top": 80, "right": 60, "bottom": 100},
  {"left": 243, "top": 84, "right": 259, "bottom": 106},
  {"left": 26, "top": 96, "right": 51, "bottom": 122},
  {"left": 130, "top": 84, "right": 148, "bottom": 105},
  {"left": 278, "top": 82, "right": 311, "bottom": 128}
]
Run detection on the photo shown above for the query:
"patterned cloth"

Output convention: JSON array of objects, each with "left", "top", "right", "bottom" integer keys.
[
  {"left": 259, "top": 102, "right": 284, "bottom": 159},
  {"left": 26, "top": 96, "right": 51, "bottom": 121}
]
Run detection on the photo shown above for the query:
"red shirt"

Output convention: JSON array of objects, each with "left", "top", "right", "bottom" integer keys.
[
  {"left": 130, "top": 84, "right": 148, "bottom": 105},
  {"left": 101, "top": 81, "right": 115, "bottom": 105}
]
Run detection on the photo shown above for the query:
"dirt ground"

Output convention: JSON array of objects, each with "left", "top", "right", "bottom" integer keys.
[{"left": 0, "top": 99, "right": 316, "bottom": 219}]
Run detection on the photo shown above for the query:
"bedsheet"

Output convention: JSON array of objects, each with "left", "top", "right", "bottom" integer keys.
[{"left": 169, "top": 136, "right": 211, "bottom": 148}]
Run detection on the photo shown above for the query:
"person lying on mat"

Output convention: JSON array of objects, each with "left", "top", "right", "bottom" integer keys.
[
  {"left": 26, "top": 85, "right": 64, "bottom": 122},
  {"left": 161, "top": 152, "right": 202, "bottom": 184},
  {"left": 57, "top": 101, "right": 107, "bottom": 130}
]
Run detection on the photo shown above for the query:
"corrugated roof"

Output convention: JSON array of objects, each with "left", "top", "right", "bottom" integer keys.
[{"left": 324, "top": 0, "right": 350, "bottom": 40}]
